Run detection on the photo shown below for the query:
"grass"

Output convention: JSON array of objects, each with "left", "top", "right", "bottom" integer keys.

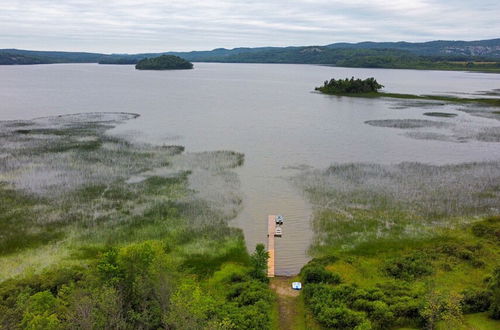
[{"left": 460, "top": 313, "right": 500, "bottom": 330}]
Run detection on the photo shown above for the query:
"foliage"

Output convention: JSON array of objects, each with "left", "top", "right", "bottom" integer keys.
[
  {"left": 315, "top": 77, "right": 383, "bottom": 94},
  {"left": 461, "top": 288, "right": 491, "bottom": 313},
  {"left": 472, "top": 216, "right": 500, "bottom": 241},
  {"left": 301, "top": 263, "right": 342, "bottom": 285},
  {"left": 249, "top": 243, "right": 269, "bottom": 282},
  {"left": 301, "top": 217, "right": 500, "bottom": 329},
  {"left": 384, "top": 252, "right": 433, "bottom": 281},
  {"left": 421, "top": 291, "right": 463, "bottom": 329},
  {"left": 21, "top": 291, "right": 61, "bottom": 330},
  {"left": 135, "top": 55, "right": 193, "bottom": 70},
  {"left": 488, "top": 267, "right": 500, "bottom": 319}
]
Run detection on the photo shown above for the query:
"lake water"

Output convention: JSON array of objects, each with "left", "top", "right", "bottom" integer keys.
[{"left": 1, "top": 63, "right": 499, "bottom": 274}]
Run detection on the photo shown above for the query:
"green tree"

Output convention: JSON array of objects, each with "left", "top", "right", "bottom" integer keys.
[
  {"left": 249, "top": 243, "right": 269, "bottom": 281},
  {"left": 166, "top": 279, "right": 217, "bottom": 329}
]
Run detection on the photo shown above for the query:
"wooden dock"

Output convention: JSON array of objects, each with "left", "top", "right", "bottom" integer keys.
[{"left": 267, "top": 215, "right": 276, "bottom": 277}]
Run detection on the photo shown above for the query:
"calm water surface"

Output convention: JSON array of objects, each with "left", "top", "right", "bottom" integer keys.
[{"left": 1, "top": 63, "right": 499, "bottom": 274}]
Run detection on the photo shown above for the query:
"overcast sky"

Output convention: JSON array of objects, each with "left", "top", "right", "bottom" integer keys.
[{"left": 1, "top": 0, "right": 499, "bottom": 53}]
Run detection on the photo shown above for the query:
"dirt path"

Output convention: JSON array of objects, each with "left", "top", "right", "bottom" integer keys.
[{"left": 270, "top": 276, "right": 301, "bottom": 330}]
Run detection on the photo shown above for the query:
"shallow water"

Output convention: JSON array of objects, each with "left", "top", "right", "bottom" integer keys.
[{"left": 1, "top": 63, "right": 500, "bottom": 274}]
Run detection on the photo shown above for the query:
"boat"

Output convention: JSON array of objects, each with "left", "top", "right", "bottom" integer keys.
[
  {"left": 274, "top": 226, "right": 282, "bottom": 237},
  {"left": 275, "top": 215, "right": 284, "bottom": 225}
]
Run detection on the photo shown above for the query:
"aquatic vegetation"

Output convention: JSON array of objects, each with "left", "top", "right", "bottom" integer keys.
[
  {"left": 293, "top": 162, "right": 500, "bottom": 254},
  {"left": 475, "top": 127, "right": 500, "bottom": 142},
  {"left": 0, "top": 112, "right": 275, "bottom": 329},
  {"left": 365, "top": 119, "right": 451, "bottom": 129},
  {"left": 365, "top": 115, "right": 500, "bottom": 143},
  {"left": 0, "top": 112, "right": 244, "bottom": 280},
  {"left": 423, "top": 112, "right": 458, "bottom": 118}
]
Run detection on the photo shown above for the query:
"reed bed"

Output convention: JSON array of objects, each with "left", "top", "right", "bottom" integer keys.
[
  {"left": 293, "top": 162, "right": 500, "bottom": 254},
  {"left": 0, "top": 112, "right": 245, "bottom": 281}
]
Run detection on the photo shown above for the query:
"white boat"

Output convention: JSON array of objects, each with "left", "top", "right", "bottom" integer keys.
[{"left": 274, "top": 226, "right": 282, "bottom": 237}]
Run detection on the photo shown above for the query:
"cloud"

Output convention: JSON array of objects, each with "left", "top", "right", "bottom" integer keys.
[{"left": 0, "top": 0, "right": 498, "bottom": 52}]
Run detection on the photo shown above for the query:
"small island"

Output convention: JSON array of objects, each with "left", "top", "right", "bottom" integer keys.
[
  {"left": 135, "top": 55, "right": 193, "bottom": 70},
  {"left": 316, "top": 77, "right": 500, "bottom": 107},
  {"left": 315, "top": 77, "right": 384, "bottom": 94}
]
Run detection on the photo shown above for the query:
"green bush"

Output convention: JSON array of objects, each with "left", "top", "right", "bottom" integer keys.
[
  {"left": 21, "top": 291, "right": 61, "bottom": 330},
  {"left": 471, "top": 216, "right": 500, "bottom": 241},
  {"left": 461, "top": 288, "right": 491, "bottom": 313},
  {"left": 488, "top": 267, "right": 500, "bottom": 319},
  {"left": 316, "top": 305, "right": 368, "bottom": 329},
  {"left": 384, "top": 252, "right": 433, "bottom": 280},
  {"left": 301, "top": 264, "right": 342, "bottom": 284}
]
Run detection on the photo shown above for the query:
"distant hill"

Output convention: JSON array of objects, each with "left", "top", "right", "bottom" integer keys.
[
  {"left": 325, "top": 39, "right": 500, "bottom": 57},
  {"left": 0, "top": 53, "right": 52, "bottom": 65},
  {"left": 0, "top": 49, "right": 104, "bottom": 64},
  {"left": 1, "top": 38, "right": 500, "bottom": 72}
]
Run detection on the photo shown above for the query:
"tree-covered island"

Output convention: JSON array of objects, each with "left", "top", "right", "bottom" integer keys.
[
  {"left": 135, "top": 55, "right": 193, "bottom": 70},
  {"left": 316, "top": 77, "right": 500, "bottom": 107},
  {"left": 315, "top": 77, "right": 384, "bottom": 94}
]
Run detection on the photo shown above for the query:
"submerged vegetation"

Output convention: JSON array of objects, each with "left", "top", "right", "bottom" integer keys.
[
  {"left": 0, "top": 112, "right": 274, "bottom": 329},
  {"left": 135, "top": 55, "right": 193, "bottom": 70},
  {"left": 293, "top": 162, "right": 500, "bottom": 254}
]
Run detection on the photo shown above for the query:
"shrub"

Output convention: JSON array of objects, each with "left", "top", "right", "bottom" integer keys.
[
  {"left": 460, "top": 288, "right": 491, "bottom": 313},
  {"left": 301, "top": 265, "right": 342, "bottom": 284},
  {"left": 384, "top": 252, "right": 433, "bottom": 280},
  {"left": 488, "top": 267, "right": 500, "bottom": 319},
  {"left": 21, "top": 291, "right": 61, "bottom": 330},
  {"left": 316, "top": 305, "right": 368, "bottom": 329},
  {"left": 471, "top": 216, "right": 500, "bottom": 241}
]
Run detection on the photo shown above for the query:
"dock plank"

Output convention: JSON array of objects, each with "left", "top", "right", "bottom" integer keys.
[{"left": 268, "top": 215, "right": 275, "bottom": 277}]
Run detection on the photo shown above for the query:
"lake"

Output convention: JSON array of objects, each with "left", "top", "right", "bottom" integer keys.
[{"left": 1, "top": 63, "right": 499, "bottom": 274}]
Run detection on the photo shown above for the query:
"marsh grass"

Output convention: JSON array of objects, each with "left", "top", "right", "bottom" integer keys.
[
  {"left": 365, "top": 119, "right": 451, "bottom": 129},
  {"left": 293, "top": 162, "right": 500, "bottom": 255},
  {"left": 423, "top": 112, "right": 458, "bottom": 118},
  {"left": 347, "top": 91, "right": 500, "bottom": 107},
  {"left": 0, "top": 112, "right": 246, "bottom": 281}
]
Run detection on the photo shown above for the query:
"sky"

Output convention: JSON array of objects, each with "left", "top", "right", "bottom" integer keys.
[{"left": 0, "top": 0, "right": 499, "bottom": 54}]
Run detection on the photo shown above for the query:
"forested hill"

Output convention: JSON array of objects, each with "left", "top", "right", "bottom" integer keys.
[
  {"left": 0, "top": 53, "right": 52, "bottom": 65},
  {"left": 1, "top": 38, "right": 500, "bottom": 71},
  {"left": 324, "top": 38, "right": 500, "bottom": 57},
  {"left": 0, "top": 49, "right": 104, "bottom": 64}
]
